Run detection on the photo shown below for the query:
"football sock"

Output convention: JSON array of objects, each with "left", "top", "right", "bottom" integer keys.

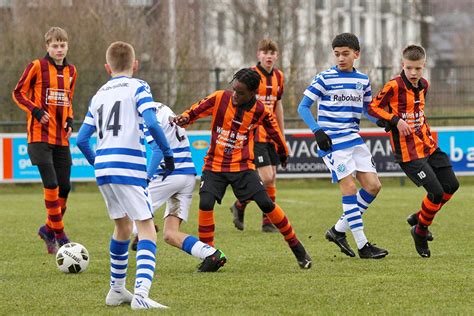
[
  {"left": 198, "top": 209, "right": 215, "bottom": 247},
  {"left": 58, "top": 197, "right": 67, "bottom": 216},
  {"left": 341, "top": 195, "right": 367, "bottom": 249},
  {"left": 265, "top": 203, "right": 299, "bottom": 247},
  {"left": 417, "top": 195, "right": 441, "bottom": 226},
  {"left": 262, "top": 186, "right": 276, "bottom": 225},
  {"left": 182, "top": 235, "right": 216, "bottom": 260},
  {"left": 134, "top": 239, "right": 156, "bottom": 298},
  {"left": 335, "top": 189, "right": 375, "bottom": 233},
  {"left": 109, "top": 238, "right": 130, "bottom": 291},
  {"left": 44, "top": 187, "right": 64, "bottom": 235},
  {"left": 440, "top": 192, "right": 454, "bottom": 208}
]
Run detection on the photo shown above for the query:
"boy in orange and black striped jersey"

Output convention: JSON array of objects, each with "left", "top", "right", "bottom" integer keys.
[
  {"left": 230, "top": 39, "right": 285, "bottom": 233},
  {"left": 12, "top": 27, "right": 77, "bottom": 254},
  {"left": 174, "top": 68, "right": 312, "bottom": 269},
  {"left": 369, "top": 45, "right": 459, "bottom": 258}
]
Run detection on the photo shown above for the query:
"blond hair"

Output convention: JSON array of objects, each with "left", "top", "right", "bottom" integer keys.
[
  {"left": 44, "top": 27, "right": 68, "bottom": 44},
  {"left": 402, "top": 45, "right": 426, "bottom": 61},
  {"left": 106, "top": 41, "right": 135, "bottom": 73},
  {"left": 257, "top": 38, "right": 279, "bottom": 52}
]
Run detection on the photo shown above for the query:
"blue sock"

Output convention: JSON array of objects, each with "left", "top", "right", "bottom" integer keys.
[
  {"left": 110, "top": 238, "right": 130, "bottom": 290},
  {"left": 357, "top": 188, "right": 376, "bottom": 215},
  {"left": 182, "top": 235, "right": 216, "bottom": 260},
  {"left": 135, "top": 239, "right": 156, "bottom": 298}
]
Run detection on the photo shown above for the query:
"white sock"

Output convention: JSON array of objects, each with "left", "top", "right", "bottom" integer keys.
[
  {"left": 342, "top": 195, "right": 367, "bottom": 249},
  {"left": 182, "top": 235, "right": 216, "bottom": 260}
]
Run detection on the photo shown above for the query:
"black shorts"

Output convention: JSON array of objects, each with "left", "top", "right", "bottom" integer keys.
[
  {"left": 399, "top": 148, "right": 452, "bottom": 186},
  {"left": 254, "top": 142, "right": 279, "bottom": 167},
  {"left": 28, "top": 142, "right": 72, "bottom": 167},
  {"left": 199, "top": 170, "right": 266, "bottom": 204}
]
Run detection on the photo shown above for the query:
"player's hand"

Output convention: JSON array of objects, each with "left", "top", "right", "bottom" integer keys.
[
  {"left": 32, "top": 108, "right": 50, "bottom": 124},
  {"left": 161, "top": 156, "right": 175, "bottom": 181},
  {"left": 173, "top": 115, "right": 190, "bottom": 127},
  {"left": 279, "top": 155, "right": 288, "bottom": 169},
  {"left": 314, "top": 129, "right": 332, "bottom": 151},
  {"left": 64, "top": 118, "right": 73, "bottom": 139},
  {"left": 376, "top": 119, "right": 392, "bottom": 132},
  {"left": 397, "top": 119, "right": 412, "bottom": 137}
]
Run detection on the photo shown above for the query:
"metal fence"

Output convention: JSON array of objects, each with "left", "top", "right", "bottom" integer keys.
[{"left": 1, "top": 65, "right": 473, "bottom": 132}]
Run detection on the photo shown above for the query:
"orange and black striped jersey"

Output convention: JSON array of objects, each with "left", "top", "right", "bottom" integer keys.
[
  {"left": 252, "top": 63, "right": 284, "bottom": 143},
  {"left": 13, "top": 54, "right": 77, "bottom": 146},
  {"left": 368, "top": 71, "right": 437, "bottom": 162},
  {"left": 182, "top": 90, "right": 288, "bottom": 172}
]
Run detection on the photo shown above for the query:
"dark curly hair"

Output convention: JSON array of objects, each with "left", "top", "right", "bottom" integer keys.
[{"left": 231, "top": 68, "right": 261, "bottom": 91}]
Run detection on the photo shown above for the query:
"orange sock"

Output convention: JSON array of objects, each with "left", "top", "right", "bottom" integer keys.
[
  {"left": 58, "top": 197, "right": 67, "bottom": 216},
  {"left": 262, "top": 186, "right": 276, "bottom": 224},
  {"left": 418, "top": 195, "right": 441, "bottom": 226},
  {"left": 265, "top": 203, "right": 299, "bottom": 247},
  {"left": 440, "top": 192, "right": 453, "bottom": 209},
  {"left": 198, "top": 209, "right": 215, "bottom": 247},
  {"left": 44, "top": 187, "right": 64, "bottom": 234}
]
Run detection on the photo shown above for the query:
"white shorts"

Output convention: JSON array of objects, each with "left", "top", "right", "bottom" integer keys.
[
  {"left": 148, "top": 174, "right": 196, "bottom": 222},
  {"left": 322, "top": 144, "right": 377, "bottom": 183},
  {"left": 98, "top": 184, "right": 153, "bottom": 221}
]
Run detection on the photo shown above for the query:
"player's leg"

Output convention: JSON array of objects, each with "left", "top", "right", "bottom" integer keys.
[
  {"left": 110, "top": 184, "right": 166, "bottom": 309},
  {"left": 29, "top": 143, "right": 68, "bottom": 253},
  {"left": 229, "top": 142, "right": 274, "bottom": 231},
  {"left": 233, "top": 170, "right": 311, "bottom": 269},
  {"left": 198, "top": 171, "right": 227, "bottom": 247},
  {"left": 258, "top": 164, "right": 279, "bottom": 232},
  {"left": 400, "top": 159, "right": 442, "bottom": 258},
  {"left": 52, "top": 145, "right": 72, "bottom": 217},
  {"left": 98, "top": 184, "right": 134, "bottom": 306}
]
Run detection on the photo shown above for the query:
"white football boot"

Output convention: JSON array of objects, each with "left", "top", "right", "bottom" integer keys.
[
  {"left": 105, "top": 288, "right": 133, "bottom": 306},
  {"left": 131, "top": 294, "right": 168, "bottom": 310}
]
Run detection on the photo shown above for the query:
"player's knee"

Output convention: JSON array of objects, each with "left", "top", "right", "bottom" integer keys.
[
  {"left": 368, "top": 180, "right": 382, "bottom": 196},
  {"left": 253, "top": 191, "right": 275, "bottom": 213},
  {"left": 42, "top": 180, "right": 58, "bottom": 189},
  {"left": 443, "top": 177, "right": 460, "bottom": 195},
  {"left": 199, "top": 192, "right": 216, "bottom": 211},
  {"left": 59, "top": 184, "right": 71, "bottom": 198}
]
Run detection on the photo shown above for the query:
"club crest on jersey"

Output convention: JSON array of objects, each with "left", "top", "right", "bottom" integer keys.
[
  {"left": 337, "top": 163, "right": 346, "bottom": 173},
  {"left": 356, "top": 82, "right": 364, "bottom": 90}
]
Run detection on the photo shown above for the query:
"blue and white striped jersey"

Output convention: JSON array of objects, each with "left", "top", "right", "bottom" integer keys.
[
  {"left": 303, "top": 66, "right": 372, "bottom": 154},
  {"left": 145, "top": 103, "right": 197, "bottom": 176},
  {"left": 83, "top": 76, "right": 156, "bottom": 187}
]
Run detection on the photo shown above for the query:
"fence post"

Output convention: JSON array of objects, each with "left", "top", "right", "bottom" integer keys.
[{"left": 214, "top": 67, "right": 223, "bottom": 90}]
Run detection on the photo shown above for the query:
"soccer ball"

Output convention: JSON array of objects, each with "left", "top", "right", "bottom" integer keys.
[{"left": 56, "top": 242, "right": 90, "bottom": 273}]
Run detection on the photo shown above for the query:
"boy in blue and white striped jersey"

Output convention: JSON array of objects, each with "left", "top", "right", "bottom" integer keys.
[
  {"left": 130, "top": 102, "right": 227, "bottom": 273},
  {"left": 298, "top": 33, "right": 388, "bottom": 259},
  {"left": 76, "top": 41, "right": 174, "bottom": 309}
]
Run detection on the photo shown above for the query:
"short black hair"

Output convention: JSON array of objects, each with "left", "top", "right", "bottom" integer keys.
[
  {"left": 231, "top": 68, "right": 261, "bottom": 91},
  {"left": 332, "top": 33, "right": 360, "bottom": 51}
]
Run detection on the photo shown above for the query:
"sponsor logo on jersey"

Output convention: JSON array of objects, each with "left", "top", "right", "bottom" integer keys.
[{"left": 333, "top": 94, "right": 362, "bottom": 102}]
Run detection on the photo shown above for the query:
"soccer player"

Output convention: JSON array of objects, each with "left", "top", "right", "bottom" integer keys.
[
  {"left": 298, "top": 33, "right": 388, "bottom": 259},
  {"left": 76, "top": 41, "right": 174, "bottom": 309},
  {"left": 131, "top": 102, "right": 226, "bottom": 272},
  {"left": 174, "top": 68, "right": 312, "bottom": 269},
  {"left": 12, "top": 27, "right": 76, "bottom": 254},
  {"left": 229, "top": 38, "right": 285, "bottom": 233},
  {"left": 369, "top": 45, "right": 459, "bottom": 258}
]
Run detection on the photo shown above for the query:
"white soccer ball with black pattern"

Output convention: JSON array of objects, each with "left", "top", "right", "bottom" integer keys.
[{"left": 56, "top": 242, "right": 90, "bottom": 273}]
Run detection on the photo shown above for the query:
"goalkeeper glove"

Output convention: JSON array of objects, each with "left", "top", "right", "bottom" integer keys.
[
  {"left": 314, "top": 129, "right": 332, "bottom": 151},
  {"left": 160, "top": 156, "right": 175, "bottom": 181}
]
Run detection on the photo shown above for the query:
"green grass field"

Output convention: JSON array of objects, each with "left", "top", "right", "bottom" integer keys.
[{"left": 1, "top": 178, "right": 473, "bottom": 315}]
